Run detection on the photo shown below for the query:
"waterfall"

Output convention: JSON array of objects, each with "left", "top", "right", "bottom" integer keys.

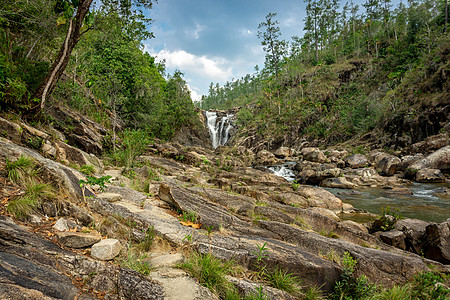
[{"left": 205, "top": 111, "right": 233, "bottom": 149}]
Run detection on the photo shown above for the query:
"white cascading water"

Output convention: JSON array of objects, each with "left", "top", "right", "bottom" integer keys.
[
  {"left": 267, "top": 163, "right": 296, "bottom": 182},
  {"left": 206, "top": 111, "right": 233, "bottom": 149}
]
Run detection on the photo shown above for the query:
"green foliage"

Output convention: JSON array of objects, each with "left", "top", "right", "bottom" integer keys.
[
  {"left": 136, "top": 226, "right": 155, "bottom": 252},
  {"left": 108, "top": 129, "right": 150, "bottom": 169},
  {"left": 79, "top": 164, "right": 95, "bottom": 175},
  {"left": 368, "top": 284, "right": 411, "bottom": 300},
  {"left": 373, "top": 206, "right": 403, "bottom": 232},
  {"left": 179, "top": 211, "right": 199, "bottom": 223},
  {"left": 265, "top": 267, "right": 300, "bottom": 294},
  {"left": 332, "top": 252, "right": 374, "bottom": 300},
  {"left": 116, "top": 246, "right": 153, "bottom": 275},
  {"left": 291, "top": 180, "right": 300, "bottom": 191},
  {"left": 180, "top": 252, "right": 234, "bottom": 297},
  {"left": 79, "top": 175, "right": 112, "bottom": 192},
  {"left": 410, "top": 271, "right": 449, "bottom": 300},
  {"left": 7, "top": 180, "right": 54, "bottom": 220},
  {"left": 5, "top": 155, "right": 36, "bottom": 184}
]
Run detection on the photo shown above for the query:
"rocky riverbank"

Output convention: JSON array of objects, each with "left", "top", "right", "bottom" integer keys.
[{"left": 0, "top": 111, "right": 449, "bottom": 299}]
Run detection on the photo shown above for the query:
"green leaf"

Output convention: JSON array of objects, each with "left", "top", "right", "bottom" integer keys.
[{"left": 71, "top": 0, "right": 79, "bottom": 7}]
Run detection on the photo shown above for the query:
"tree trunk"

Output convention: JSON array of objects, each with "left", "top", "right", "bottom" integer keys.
[{"left": 32, "top": 0, "right": 93, "bottom": 112}]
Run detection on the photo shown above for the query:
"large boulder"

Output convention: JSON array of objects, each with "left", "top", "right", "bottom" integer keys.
[
  {"left": 345, "top": 154, "right": 369, "bottom": 168},
  {"left": 423, "top": 219, "right": 450, "bottom": 264},
  {"left": 273, "top": 146, "right": 293, "bottom": 158},
  {"left": 410, "top": 133, "right": 449, "bottom": 154},
  {"left": 377, "top": 155, "right": 401, "bottom": 176},
  {"left": 255, "top": 150, "right": 277, "bottom": 165},
  {"left": 303, "top": 148, "right": 327, "bottom": 163},
  {"left": 406, "top": 146, "right": 450, "bottom": 177},
  {"left": 395, "top": 218, "right": 429, "bottom": 254},
  {"left": 415, "top": 168, "right": 446, "bottom": 183}
]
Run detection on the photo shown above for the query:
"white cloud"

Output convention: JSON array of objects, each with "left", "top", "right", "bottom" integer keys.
[
  {"left": 146, "top": 48, "right": 233, "bottom": 82},
  {"left": 187, "top": 84, "right": 202, "bottom": 102},
  {"left": 185, "top": 23, "right": 205, "bottom": 40}
]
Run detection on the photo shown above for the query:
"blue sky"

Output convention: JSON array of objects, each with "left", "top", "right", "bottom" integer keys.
[{"left": 144, "top": 0, "right": 307, "bottom": 101}]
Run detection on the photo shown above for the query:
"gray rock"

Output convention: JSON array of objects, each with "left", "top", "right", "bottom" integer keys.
[
  {"left": 395, "top": 218, "right": 429, "bottom": 254},
  {"left": 304, "top": 149, "right": 327, "bottom": 163},
  {"left": 56, "top": 231, "right": 101, "bottom": 248},
  {"left": 424, "top": 219, "right": 450, "bottom": 264},
  {"left": 273, "top": 146, "right": 293, "bottom": 158},
  {"left": 321, "top": 177, "right": 357, "bottom": 189},
  {"left": 377, "top": 155, "right": 401, "bottom": 176},
  {"left": 91, "top": 239, "right": 122, "bottom": 260},
  {"left": 378, "top": 230, "right": 406, "bottom": 250},
  {"left": 256, "top": 150, "right": 277, "bottom": 165},
  {"left": 407, "top": 145, "right": 450, "bottom": 177},
  {"left": 53, "top": 217, "right": 79, "bottom": 232},
  {"left": 228, "top": 276, "right": 297, "bottom": 300},
  {"left": 415, "top": 168, "right": 446, "bottom": 183},
  {"left": 150, "top": 253, "right": 184, "bottom": 268},
  {"left": 345, "top": 154, "right": 369, "bottom": 168},
  {"left": 118, "top": 268, "right": 164, "bottom": 299},
  {"left": 96, "top": 192, "right": 123, "bottom": 203}
]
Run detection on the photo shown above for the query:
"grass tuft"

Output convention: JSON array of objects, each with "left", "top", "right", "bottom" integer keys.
[
  {"left": 265, "top": 267, "right": 300, "bottom": 294},
  {"left": 6, "top": 155, "right": 36, "bottom": 184}
]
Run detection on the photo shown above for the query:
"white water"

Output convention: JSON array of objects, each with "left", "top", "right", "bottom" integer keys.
[
  {"left": 267, "top": 163, "right": 296, "bottom": 182},
  {"left": 206, "top": 111, "right": 233, "bottom": 149}
]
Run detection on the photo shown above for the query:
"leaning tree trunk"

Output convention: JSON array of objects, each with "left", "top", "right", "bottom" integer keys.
[{"left": 33, "top": 0, "right": 93, "bottom": 112}]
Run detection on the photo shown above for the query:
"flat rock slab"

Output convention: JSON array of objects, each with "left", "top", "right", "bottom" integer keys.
[
  {"left": 150, "top": 268, "right": 218, "bottom": 300},
  {"left": 96, "top": 192, "right": 123, "bottom": 203},
  {"left": 150, "top": 253, "right": 184, "bottom": 268},
  {"left": 91, "top": 238, "right": 122, "bottom": 260},
  {"left": 56, "top": 231, "right": 101, "bottom": 248}
]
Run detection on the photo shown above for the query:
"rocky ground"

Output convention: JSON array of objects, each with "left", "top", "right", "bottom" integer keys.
[{"left": 0, "top": 111, "right": 449, "bottom": 299}]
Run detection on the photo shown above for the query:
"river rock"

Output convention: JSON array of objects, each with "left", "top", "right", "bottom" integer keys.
[
  {"left": 273, "top": 146, "right": 293, "bottom": 158},
  {"left": 321, "top": 177, "right": 357, "bottom": 189},
  {"left": 398, "top": 154, "right": 424, "bottom": 172},
  {"left": 415, "top": 168, "right": 446, "bottom": 183},
  {"left": 410, "top": 133, "right": 449, "bottom": 154},
  {"left": 377, "top": 155, "right": 401, "bottom": 176},
  {"left": 256, "top": 150, "right": 277, "bottom": 165},
  {"left": 377, "top": 229, "right": 406, "bottom": 250},
  {"left": 91, "top": 238, "right": 122, "bottom": 260},
  {"left": 303, "top": 148, "right": 327, "bottom": 163},
  {"left": 345, "top": 154, "right": 369, "bottom": 168},
  {"left": 395, "top": 218, "right": 429, "bottom": 254},
  {"left": 423, "top": 218, "right": 450, "bottom": 264},
  {"left": 406, "top": 145, "right": 450, "bottom": 177},
  {"left": 56, "top": 231, "right": 102, "bottom": 248},
  {"left": 327, "top": 149, "right": 349, "bottom": 162}
]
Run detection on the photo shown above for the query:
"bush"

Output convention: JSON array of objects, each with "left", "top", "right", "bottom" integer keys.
[
  {"left": 332, "top": 252, "right": 374, "bottom": 300},
  {"left": 108, "top": 129, "right": 150, "bottom": 169},
  {"left": 410, "top": 271, "right": 449, "bottom": 300}
]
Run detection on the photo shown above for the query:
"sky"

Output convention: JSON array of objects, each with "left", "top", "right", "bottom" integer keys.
[{"left": 144, "top": 0, "right": 307, "bottom": 101}]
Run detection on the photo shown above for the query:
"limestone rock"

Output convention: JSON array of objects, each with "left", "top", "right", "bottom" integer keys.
[
  {"left": 321, "top": 177, "right": 357, "bottom": 189},
  {"left": 345, "top": 154, "right": 369, "bottom": 168},
  {"left": 377, "top": 155, "right": 401, "bottom": 176},
  {"left": 91, "top": 239, "right": 122, "bottom": 260},
  {"left": 327, "top": 149, "right": 349, "bottom": 162},
  {"left": 228, "top": 276, "right": 297, "bottom": 300},
  {"left": 378, "top": 229, "right": 406, "bottom": 250},
  {"left": 407, "top": 145, "right": 450, "bottom": 177},
  {"left": 150, "top": 253, "right": 184, "bottom": 268},
  {"left": 256, "top": 150, "right": 277, "bottom": 165},
  {"left": 395, "top": 218, "right": 429, "bottom": 254},
  {"left": 398, "top": 154, "right": 424, "bottom": 172},
  {"left": 304, "top": 149, "right": 327, "bottom": 163},
  {"left": 53, "top": 218, "right": 79, "bottom": 232},
  {"left": 56, "top": 231, "right": 101, "bottom": 248},
  {"left": 415, "top": 168, "right": 446, "bottom": 183},
  {"left": 273, "top": 146, "right": 293, "bottom": 158},
  {"left": 410, "top": 133, "right": 449, "bottom": 154},
  {"left": 423, "top": 219, "right": 450, "bottom": 264},
  {"left": 96, "top": 192, "right": 123, "bottom": 203}
]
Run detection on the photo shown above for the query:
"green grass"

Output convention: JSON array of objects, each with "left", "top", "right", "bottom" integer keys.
[
  {"left": 7, "top": 180, "right": 54, "bottom": 220},
  {"left": 5, "top": 155, "right": 36, "bottom": 184},
  {"left": 368, "top": 285, "right": 411, "bottom": 300},
  {"left": 79, "top": 164, "right": 95, "bottom": 175},
  {"left": 180, "top": 252, "right": 235, "bottom": 297},
  {"left": 116, "top": 246, "right": 153, "bottom": 275},
  {"left": 265, "top": 267, "right": 300, "bottom": 294}
]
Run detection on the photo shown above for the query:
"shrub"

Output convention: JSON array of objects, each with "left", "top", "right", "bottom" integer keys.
[
  {"left": 410, "top": 271, "right": 449, "bottom": 300},
  {"left": 332, "top": 252, "right": 374, "bottom": 299}
]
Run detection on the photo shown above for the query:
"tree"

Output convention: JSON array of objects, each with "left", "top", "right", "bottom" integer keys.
[
  {"left": 32, "top": 0, "right": 155, "bottom": 113},
  {"left": 257, "top": 12, "right": 287, "bottom": 77}
]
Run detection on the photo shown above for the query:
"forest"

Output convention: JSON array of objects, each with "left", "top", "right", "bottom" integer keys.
[
  {"left": 0, "top": 0, "right": 198, "bottom": 140},
  {"left": 199, "top": 0, "right": 449, "bottom": 147}
]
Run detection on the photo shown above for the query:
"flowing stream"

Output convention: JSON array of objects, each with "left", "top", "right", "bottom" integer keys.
[
  {"left": 265, "top": 162, "right": 450, "bottom": 223},
  {"left": 205, "top": 111, "right": 233, "bottom": 149}
]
